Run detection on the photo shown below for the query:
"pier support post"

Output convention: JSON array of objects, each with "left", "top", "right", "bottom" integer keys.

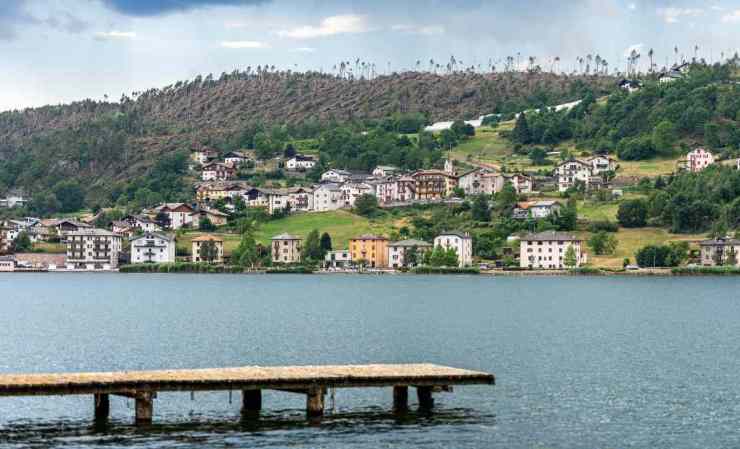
[
  {"left": 241, "top": 389, "right": 262, "bottom": 417},
  {"left": 393, "top": 386, "right": 408, "bottom": 412},
  {"left": 306, "top": 386, "right": 325, "bottom": 418},
  {"left": 135, "top": 392, "right": 154, "bottom": 426},
  {"left": 94, "top": 394, "right": 110, "bottom": 424},
  {"left": 416, "top": 386, "right": 434, "bottom": 410}
]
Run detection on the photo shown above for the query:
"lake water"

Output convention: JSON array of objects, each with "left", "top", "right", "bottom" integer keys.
[{"left": 1, "top": 274, "right": 740, "bottom": 448}]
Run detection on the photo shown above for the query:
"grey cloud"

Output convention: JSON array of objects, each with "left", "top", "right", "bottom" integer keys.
[{"left": 100, "top": 0, "right": 270, "bottom": 17}]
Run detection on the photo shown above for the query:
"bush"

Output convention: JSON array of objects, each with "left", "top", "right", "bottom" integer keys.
[
  {"left": 635, "top": 242, "right": 689, "bottom": 268},
  {"left": 617, "top": 199, "right": 648, "bottom": 228},
  {"left": 411, "top": 266, "right": 480, "bottom": 275},
  {"left": 120, "top": 263, "right": 243, "bottom": 273},
  {"left": 588, "top": 220, "right": 619, "bottom": 233}
]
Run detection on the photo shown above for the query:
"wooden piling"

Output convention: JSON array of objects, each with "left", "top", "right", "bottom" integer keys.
[
  {"left": 241, "top": 389, "right": 262, "bottom": 417},
  {"left": 306, "top": 386, "right": 325, "bottom": 417},
  {"left": 94, "top": 393, "right": 110, "bottom": 423},
  {"left": 393, "top": 386, "right": 408, "bottom": 412},
  {"left": 135, "top": 392, "right": 153, "bottom": 426},
  {"left": 416, "top": 386, "right": 434, "bottom": 410}
]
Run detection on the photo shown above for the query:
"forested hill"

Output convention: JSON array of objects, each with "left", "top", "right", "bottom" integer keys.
[{"left": 0, "top": 70, "right": 613, "bottom": 210}]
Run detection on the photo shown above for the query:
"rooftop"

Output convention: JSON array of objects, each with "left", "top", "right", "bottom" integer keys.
[
  {"left": 352, "top": 235, "right": 389, "bottom": 241},
  {"left": 389, "top": 239, "right": 433, "bottom": 247},
  {"left": 272, "top": 233, "right": 302, "bottom": 241},
  {"left": 192, "top": 234, "right": 224, "bottom": 243},
  {"left": 523, "top": 231, "right": 581, "bottom": 242}
]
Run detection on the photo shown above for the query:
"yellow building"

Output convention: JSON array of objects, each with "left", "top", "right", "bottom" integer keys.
[{"left": 349, "top": 235, "right": 389, "bottom": 268}]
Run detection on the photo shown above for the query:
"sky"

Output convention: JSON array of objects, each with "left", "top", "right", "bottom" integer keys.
[{"left": 1, "top": 0, "right": 740, "bottom": 111}]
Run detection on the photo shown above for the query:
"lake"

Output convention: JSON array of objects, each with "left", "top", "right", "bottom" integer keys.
[{"left": 1, "top": 274, "right": 739, "bottom": 448}]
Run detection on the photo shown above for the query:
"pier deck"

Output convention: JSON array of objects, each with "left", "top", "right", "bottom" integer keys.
[{"left": 0, "top": 364, "right": 494, "bottom": 425}]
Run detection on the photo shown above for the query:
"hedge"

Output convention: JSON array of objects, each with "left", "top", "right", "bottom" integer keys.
[
  {"left": 411, "top": 266, "right": 480, "bottom": 275},
  {"left": 120, "top": 263, "right": 243, "bottom": 273}
]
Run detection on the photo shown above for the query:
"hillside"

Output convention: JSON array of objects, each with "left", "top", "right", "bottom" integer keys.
[{"left": 0, "top": 70, "right": 615, "bottom": 209}]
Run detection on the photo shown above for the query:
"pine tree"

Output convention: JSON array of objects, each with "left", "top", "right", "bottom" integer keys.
[
  {"left": 512, "top": 113, "right": 531, "bottom": 144},
  {"left": 302, "top": 229, "right": 323, "bottom": 262},
  {"left": 564, "top": 245, "right": 577, "bottom": 268},
  {"left": 320, "top": 232, "right": 332, "bottom": 254}
]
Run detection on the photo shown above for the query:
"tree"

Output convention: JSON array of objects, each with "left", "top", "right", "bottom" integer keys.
[
  {"left": 564, "top": 246, "right": 577, "bottom": 268},
  {"left": 12, "top": 231, "right": 32, "bottom": 253},
  {"left": 405, "top": 246, "right": 419, "bottom": 267},
  {"left": 635, "top": 242, "right": 688, "bottom": 268},
  {"left": 556, "top": 198, "right": 577, "bottom": 231},
  {"left": 302, "top": 229, "right": 323, "bottom": 262},
  {"left": 198, "top": 217, "right": 216, "bottom": 232},
  {"left": 512, "top": 113, "right": 531, "bottom": 144},
  {"left": 320, "top": 232, "right": 332, "bottom": 254},
  {"left": 495, "top": 182, "right": 518, "bottom": 216},
  {"left": 354, "top": 194, "right": 379, "bottom": 217},
  {"left": 726, "top": 246, "right": 737, "bottom": 266},
  {"left": 471, "top": 194, "right": 491, "bottom": 222},
  {"left": 199, "top": 241, "right": 218, "bottom": 264},
  {"left": 528, "top": 147, "right": 548, "bottom": 165},
  {"left": 155, "top": 211, "right": 171, "bottom": 229},
  {"left": 232, "top": 233, "right": 259, "bottom": 268},
  {"left": 618, "top": 199, "right": 648, "bottom": 228},
  {"left": 652, "top": 121, "right": 677, "bottom": 152},
  {"left": 588, "top": 231, "right": 618, "bottom": 255},
  {"left": 53, "top": 180, "right": 85, "bottom": 213}
]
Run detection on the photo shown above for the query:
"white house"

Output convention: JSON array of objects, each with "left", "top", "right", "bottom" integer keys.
[
  {"left": 130, "top": 233, "right": 176, "bottom": 264},
  {"left": 192, "top": 148, "right": 218, "bottom": 165},
  {"left": 516, "top": 200, "right": 561, "bottom": 219},
  {"left": 271, "top": 233, "right": 303, "bottom": 264},
  {"left": 321, "top": 169, "right": 352, "bottom": 183},
  {"left": 557, "top": 159, "right": 593, "bottom": 192},
  {"left": 458, "top": 168, "right": 495, "bottom": 195},
  {"left": 201, "top": 163, "right": 235, "bottom": 181},
  {"left": 519, "top": 231, "right": 585, "bottom": 269},
  {"left": 686, "top": 148, "right": 715, "bottom": 173},
  {"left": 324, "top": 249, "right": 352, "bottom": 269},
  {"left": 369, "top": 177, "right": 399, "bottom": 204},
  {"left": 286, "top": 155, "right": 316, "bottom": 171},
  {"left": 434, "top": 232, "right": 473, "bottom": 267},
  {"left": 372, "top": 166, "right": 400, "bottom": 177},
  {"left": 505, "top": 173, "right": 534, "bottom": 194},
  {"left": 341, "top": 182, "right": 374, "bottom": 208},
  {"left": 313, "top": 183, "right": 344, "bottom": 212},
  {"left": 0, "top": 194, "right": 27, "bottom": 209},
  {"left": 153, "top": 203, "right": 196, "bottom": 230},
  {"left": 223, "top": 151, "right": 251, "bottom": 166},
  {"left": 65, "top": 228, "right": 123, "bottom": 270},
  {"left": 585, "top": 155, "right": 618, "bottom": 174}
]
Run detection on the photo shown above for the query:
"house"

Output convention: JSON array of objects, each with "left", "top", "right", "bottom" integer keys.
[
  {"left": 585, "top": 155, "right": 618, "bottom": 174},
  {"left": 124, "top": 215, "right": 161, "bottom": 233},
  {"left": 153, "top": 203, "right": 196, "bottom": 229},
  {"left": 65, "top": 228, "right": 123, "bottom": 270},
  {"left": 341, "top": 182, "right": 374, "bottom": 208},
  {"left": 349, "top": 235, "right": 389, "bottom": 268},
  {"left": 321, "top": 169, "right": 352, "bottom": 183},
  {"left": 196, "top": 182, "right": 248, "bottom": 202},
  {"left": 0, "top": 193, "right": 27, "bottom": 209},
  {"left": 372, "top": 166, "right": 400, "bottom": 177},
  {"left": 458, "top": 168, "right": 495, "bottom": 195},
  {"left": 130, "top": 233, "right": 176, "bottom": 264},
  {"left": 369, "top": 177, "right": 399, "bottom": 205},
  {"left": 412, "top": 170, "right": 458, "bottom": 200},
  {"left": 313, "top": 183, "right": 344, "bottom": 212},
  {"left": 514, "top": 200, "right": 561, "bottom": 219},
  {"left": 324, "top": 250, "right": 352, "bottom": 269},
  {"left": 223, "top": 151, "right": 251, "bottom": 167},
  {"left": 388, "top": 239, "right": 433, "bottom": 269},
  {"left": 243, "top": 188, "right": 272, "bottom": 209},
  {"left": 686, "top": 148, "right": 714, "bottom": 173},
  {"left": 191, "top": 235, "right": 224, "bottom": 264},
  {"left": 14, "top": 253, "right": 65, "bottom": 271},
  {"left": 266, "top": 187, "right": 315, "bottom": 214},
  {"left": 618, "top": 79, "right": 642, "bottom": 93},
  {"left": 0, "top": 255, "right": 15, "bottom": 272},
  {"left": 504, "top": 173, "right": 534, "bottom": 194},
  {"left": 397, "top": 175, "right": 416, "bottom": 202},
  {"left": 192, "top": 148, "right": 218, "bottom": 165},
  {"left": 202, "top": 162, "right": 236, "bottom": 181},
  {"left": 519, "top": 231, "right": 585, "bottom": 269},
  {"left": 271, "top": 233, "right": 303, "bottom": 264},
  {"left": 699, "top": 238, "right": 740, "bottom": 267},
  {"left": 557, "top": 159, "right": 594, "bottom": 192},
  {"left": 111, "top": 220, "right": 135, "bottom": 237},
  {"left": 434, "top": 232, "right": 473, "bottom": 267},
  {"left": 659, "top": 63, "right": 690, "bottom": 83},
  {"left": 197, "top": 207, "right": 229, "bottom": 227},
  {"left": 286, "top": 155, "right": 316, "bottom": 171}
]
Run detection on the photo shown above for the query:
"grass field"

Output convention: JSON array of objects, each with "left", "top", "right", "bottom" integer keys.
[
  {"left": 579, "top": 227, "right": 705, "bottom": 269},
  {"left": 176, "top": 210, "right": 400, "bottom": 256},
  {"left": 577, "top": 193, "right": 646, "bottom": 222},
  {"left": 31, "top": 242, "right": 66, "bottom": 254},
  {"left": 617, "top": 158, "right": 679, "bottom": 178}
]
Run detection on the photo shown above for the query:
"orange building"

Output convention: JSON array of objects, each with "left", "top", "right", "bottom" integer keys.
[{"left": 349, "top": 235, "right": 390, "bottom": 268}]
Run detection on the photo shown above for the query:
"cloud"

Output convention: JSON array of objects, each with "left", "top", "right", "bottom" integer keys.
[
  {"left": 721, "top": 10, "right": 740, "bottom": 23},
  {"left": 100, "top": 0, "right": 269, "bottom": 17},
  {"left": 0, "top": 1, "right": 89, "bottom": 40},
  {"left": 292, "top": 47, "right": 316, "bottom": 53},
  {"left": 657, "top": 7, "right": 704, "bottom": 24},
  {"left": 391, "top": 24, "right": 445, "bottom": 36},
  {"left": 220, "top": 40, "right": 270, "bottom": 49},
  {"left": 94, "top": 30, "right": 137, "bottom": 40},
  {"left": 277, "top": 15, "right": 369, "bottom": 39}
]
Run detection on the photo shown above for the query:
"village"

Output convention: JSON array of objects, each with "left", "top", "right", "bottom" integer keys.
[{"left": 0, "top": 142, "right": 735, "bottom": 274}]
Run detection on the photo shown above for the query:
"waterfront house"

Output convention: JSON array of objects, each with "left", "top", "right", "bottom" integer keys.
[
  {"left": 0, "top": 255, "right": 15, "bottom": 272},
  {"left": 388, "top": 239, "right": 433, "bottom": 269},
  {"left": 191, "top": 235, "right": 224, "bottom": 264},
  {"left": 349, "top": 235, "right": 389, "bottom": 268},
  {"left": 130, "top": 233, "right": 176, "bottom": 264},
  {"left": 434, "top": 232, "right": 473, "bottom": 267},
  {"left": 271, "top": 233, "right": 303, "bottom": 264},
  {"left": 201, "top": 162, "right": 236, "bottom": 181},
  {"left": 324, "top": 249, "right": 352, "bottom": 269},
  {"left": 286, "top": 155, "right": 316, "bottom": 171},
  {"left": 519, "top": 231, "right": 585, "bottom": 269},
  {"left": 686, "top": 148, "right": 715, "bottom": 173},
  {"left": 65, "top": 228, "right": 123, "bottom": 270},
  {"left": 699, "top": 237, "right": 740, "bottom": 267},
  {"left": 15, "top": 253, "right": 65, "bottom": 271}
]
